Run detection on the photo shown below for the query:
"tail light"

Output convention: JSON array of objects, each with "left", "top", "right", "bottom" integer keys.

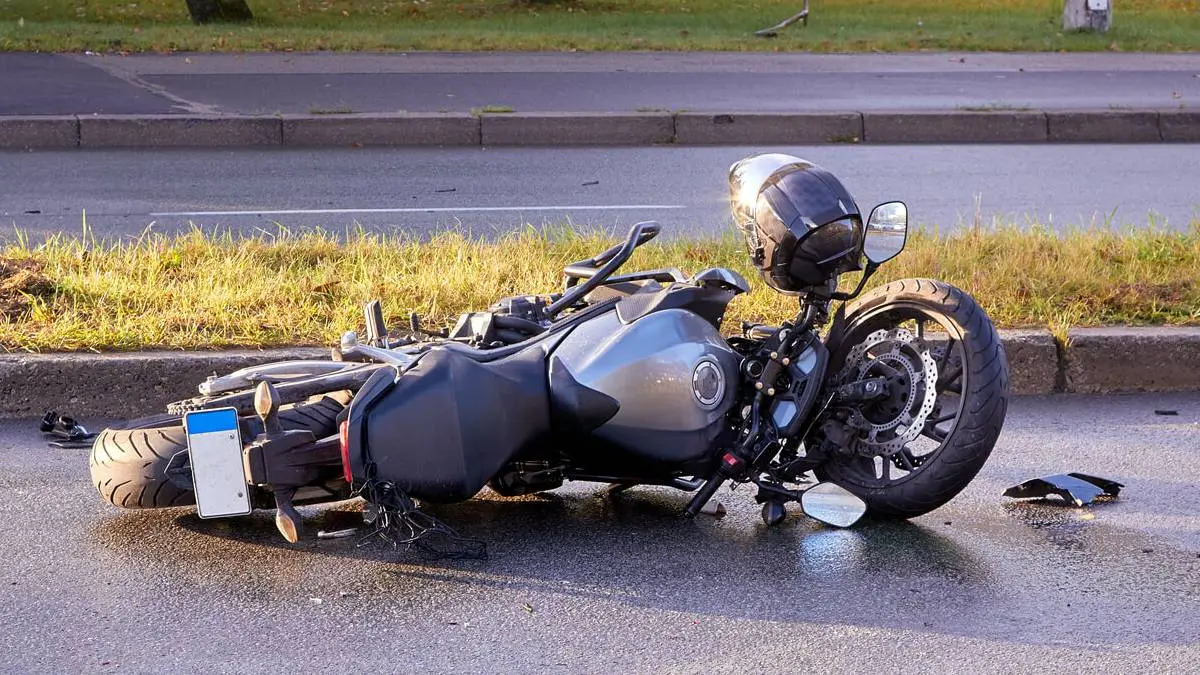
[{"left": 339, "top": 419, "right": 353, "bottom": 483}]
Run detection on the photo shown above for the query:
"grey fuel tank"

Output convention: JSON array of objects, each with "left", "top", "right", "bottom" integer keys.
[{"left": 548, "top": 306, "right": 741, "bottom": 464}]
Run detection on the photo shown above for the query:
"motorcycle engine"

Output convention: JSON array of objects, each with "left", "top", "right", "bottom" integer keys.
[
  {"left": 448, "top": 295, "right": 554, "bottom": 348},
  {"left": 490, "top": 294, "right": 552, "bottom": 323},
  {"left": 488, "top": 461, "right": 564, "bottom": 496}
]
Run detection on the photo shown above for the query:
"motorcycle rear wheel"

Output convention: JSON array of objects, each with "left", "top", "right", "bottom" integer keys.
[
  {"left": 816, "top": 278, "right": 1009, "bottom": 518},
  {"left": 89, "top": 394, "right": 345, "bottom": 509}
]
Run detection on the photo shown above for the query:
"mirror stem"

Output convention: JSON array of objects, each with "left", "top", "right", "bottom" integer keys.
[{"left": 830, "top": 263, "right": 879, "bottom": 302}]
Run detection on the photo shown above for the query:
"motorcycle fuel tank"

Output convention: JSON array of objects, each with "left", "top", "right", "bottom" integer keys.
[{"left": 549, "top": 307, "right": 740, "bottom": 464}]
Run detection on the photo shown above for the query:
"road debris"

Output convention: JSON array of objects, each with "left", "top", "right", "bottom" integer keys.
[
  {"left": 39, "top": 411, "right": 97, "bottom": 449},
  {"left": 755, "top": 0, "right": 811, "bottom": 37},
  {"left": 1003, "top": 472, "right": 1123, "bottom": 507},
  {"left": 317, "top": 527, "right": 360, "bottom": 539}
]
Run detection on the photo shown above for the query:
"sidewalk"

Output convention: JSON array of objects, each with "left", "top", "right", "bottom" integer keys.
[{"left": 3, "top": 52, "right": 1199, "bottom": 148}]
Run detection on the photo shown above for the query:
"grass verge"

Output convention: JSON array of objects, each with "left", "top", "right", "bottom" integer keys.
[
  {"left": 3, "top": 0, "right": 1199, "bottom": 53},
  {"left": 1, "top": 222, "right": 1198, "bottom": 353}
]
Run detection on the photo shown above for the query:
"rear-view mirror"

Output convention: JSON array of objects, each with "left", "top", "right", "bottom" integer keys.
[
  {"left": 800, "top": 482, "right": 867, "bottom": 528},
  {"left": 863, "top": 201, "right": 909, "bottom": 265}
]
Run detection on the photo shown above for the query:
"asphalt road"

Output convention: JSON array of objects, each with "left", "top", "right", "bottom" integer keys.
[
  {"left": 1, "top": 393, "right": 1198, "bottom": 672},
  {"left": 4, "top": 52, "right": 1199, "bottom": 115},
  {"left": 2, "top": 144, "right": 1197, "bottom": 240}
]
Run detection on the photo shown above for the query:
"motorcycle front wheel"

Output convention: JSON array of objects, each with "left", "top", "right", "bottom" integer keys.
[{"left": 816, "top": 278, "right": 1009, "bottom": 518}]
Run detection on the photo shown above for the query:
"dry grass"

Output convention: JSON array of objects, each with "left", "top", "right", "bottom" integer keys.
[
  {"left": 3, "top": 0, "right": 1199, "bottom": 53},
  {"left": 0, "top": 221, "right": 1197, "bottom": 353}
]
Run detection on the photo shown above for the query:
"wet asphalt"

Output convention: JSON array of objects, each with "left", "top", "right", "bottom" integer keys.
[{"left": 0, "top": 393, "right": 1198, "bottom": 673}]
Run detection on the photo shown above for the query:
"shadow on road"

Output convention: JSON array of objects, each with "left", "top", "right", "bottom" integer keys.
[{"left": 87, "top": 484, "right": 1198, "bottom": 648}]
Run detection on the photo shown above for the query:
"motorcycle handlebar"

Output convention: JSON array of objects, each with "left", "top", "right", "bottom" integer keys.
[{"left": 546, "top": 221, "right": 660, "bottom": 318}]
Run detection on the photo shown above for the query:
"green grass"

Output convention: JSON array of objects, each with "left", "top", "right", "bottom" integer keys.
[
  {"left": 1, "top": 221, "right": 1198, "bottom": 353},
  {"left": 2, "top": 0, "right": 1198, "bottom": 53}
]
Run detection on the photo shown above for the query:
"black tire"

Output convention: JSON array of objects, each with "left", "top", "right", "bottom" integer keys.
[
  {"left": 89, "top": 395, "right": 346, "bottom": 509},
  {"left": 816, "top": 278, "right": 1009, "bottom": 518}
]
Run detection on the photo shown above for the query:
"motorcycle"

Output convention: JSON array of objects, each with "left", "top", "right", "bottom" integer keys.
[{"left": 89, "top": 154, "right": 1009, "bottom": 549}]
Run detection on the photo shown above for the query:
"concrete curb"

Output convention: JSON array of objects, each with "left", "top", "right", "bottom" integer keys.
[
  {"left": 79, "top": 115, "right": 281, "bottom": 148},
  {"left": 0, "top": 348, "right": 327, "bottom": 420},
  {"left": 674, "top": 112, "right": 862, "bottom": 145},
  {"left": 1064, "top": 327, "right": 1200, "bottom": 394},
  {"left": 2, "top": 328, "right": 1197, "bottom": 419},
  {"left": 3, "top": 109, "right": 1196, "bottom": 149},
  {"left": 0, "top": 116, "right": 79, "bottom": 149},
  {"left": 281, "top": 112, "right": 479, "bottom": 146},
  {"left": 1046, "top": 110, "right": 1162, "bottom": 143},
  {"left": 480, "top": 112, "right": 674, "bottom": 146},
  {"left": 863, "top": 111, "right": 1048, "bottom": 144}
]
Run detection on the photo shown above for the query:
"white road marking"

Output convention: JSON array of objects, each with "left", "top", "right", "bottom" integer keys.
[{"left": 149, "top": 205, "right": 688, "bottom": 217}]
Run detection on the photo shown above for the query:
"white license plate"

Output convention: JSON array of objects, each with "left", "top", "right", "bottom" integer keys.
[{"left": 184, "top": 408, "right": 251, "bottom": 519}]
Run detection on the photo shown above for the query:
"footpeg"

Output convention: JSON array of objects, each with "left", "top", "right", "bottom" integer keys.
[{"left": 274, "top": 486, "right": 302, "bottom": 543}]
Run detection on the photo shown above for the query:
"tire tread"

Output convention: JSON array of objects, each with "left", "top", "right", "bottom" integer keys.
[
  {"left": 88, "top": 395, "right": 344, "bottom": 509},
  {"left": 818, "top": 278, "right": 1009, "bottom": 518}
]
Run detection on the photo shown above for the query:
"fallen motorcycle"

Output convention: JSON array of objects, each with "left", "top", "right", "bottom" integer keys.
[{"left": 90, "top": 154, "right": 1009, "bottom": 547}]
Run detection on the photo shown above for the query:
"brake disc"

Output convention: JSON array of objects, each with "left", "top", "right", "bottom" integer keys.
[{"left": 837, "top": 327, "right": 939, "bottom": 455}]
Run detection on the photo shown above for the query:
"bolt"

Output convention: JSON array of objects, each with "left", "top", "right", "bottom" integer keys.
[
  {"left": 767, "top": 387, "right": 776, "bottom": 396},
  {"left": 770, "top": 351, "right": 779, "bottom": 360},
  {"left": 755, "top": 382, "right": 764, "bottom": 390},
  {"left": 782, "top": 357, "right": 790, "bottom": 366}
]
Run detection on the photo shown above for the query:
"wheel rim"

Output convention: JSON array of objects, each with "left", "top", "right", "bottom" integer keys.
[{"left": 828, "top": 304, "right": 969, "bottom": 489}]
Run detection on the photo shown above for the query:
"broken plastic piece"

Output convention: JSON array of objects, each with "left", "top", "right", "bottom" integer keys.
[
  {"left": 40, "top": 411, "right": 98, "bottom": 449},
  {"left": 317, "top": 527, "right": 360, "bottom": 540},
  {"left": 1003, "top": 472, "right": 1123, "bottom": 507}
]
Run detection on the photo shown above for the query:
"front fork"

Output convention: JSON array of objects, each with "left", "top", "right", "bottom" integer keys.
[{"left": 685, "top": 302, "right": 831, "bottom": 518}]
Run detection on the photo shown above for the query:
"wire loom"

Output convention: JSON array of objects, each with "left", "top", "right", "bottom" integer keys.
[{"left": 355, "top": 480, "right": 488, "bottom": 561}]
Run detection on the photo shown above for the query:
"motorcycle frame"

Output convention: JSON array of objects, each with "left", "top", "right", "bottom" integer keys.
[{"left": 172, "top": 223, "right": 881, "bottom": 518}]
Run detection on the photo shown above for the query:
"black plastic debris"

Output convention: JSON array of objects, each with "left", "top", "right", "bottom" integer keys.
[
  {"left": 1154, "top": 409, "right": 1179, "bottom": 416},
  {"left": 1003, "top": 473, "right": 1123, "bottom": 507},
  {"left": 40, "top": 411, "right": 98, "bottom": 449}
]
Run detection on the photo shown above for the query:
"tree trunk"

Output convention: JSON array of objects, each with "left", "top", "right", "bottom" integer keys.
[
  {"left": 1063, "top": 0, "right": 1112, "bottom": 33},
  {"left": 185, "top": 0, "right": 253, "bottom": 24}
]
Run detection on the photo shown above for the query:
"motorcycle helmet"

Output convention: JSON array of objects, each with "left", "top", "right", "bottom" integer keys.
[{"left": 729, "top": 154, "right": 864, "bottom": 293}]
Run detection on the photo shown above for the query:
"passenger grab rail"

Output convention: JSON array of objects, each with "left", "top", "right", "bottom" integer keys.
[{"left": 547, "top": 221, "right": 660, "bottom": 319}]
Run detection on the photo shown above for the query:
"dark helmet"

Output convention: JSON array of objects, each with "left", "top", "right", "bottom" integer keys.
[{"left": 729, "top": 154, "right": 864, "bottom": 294}]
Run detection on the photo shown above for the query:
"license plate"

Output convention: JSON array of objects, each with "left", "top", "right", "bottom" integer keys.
[{"left": 184, "top": 408, "right": 251, "bottom": 519}]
